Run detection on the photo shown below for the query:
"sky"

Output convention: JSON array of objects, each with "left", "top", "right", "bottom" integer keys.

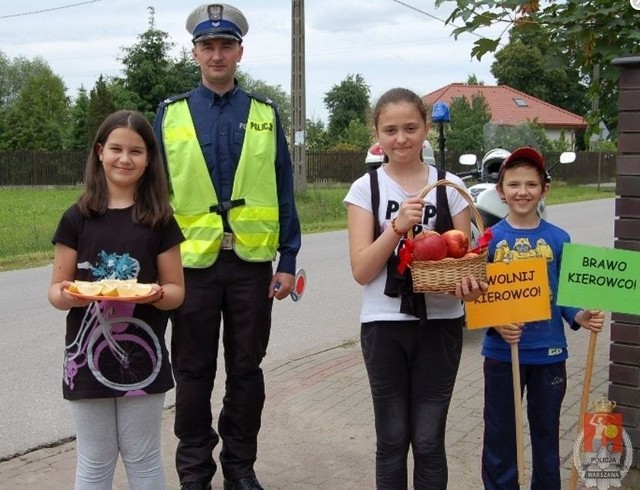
[{"left": 0, "top": 0, "right": 502, "bottom": 122}]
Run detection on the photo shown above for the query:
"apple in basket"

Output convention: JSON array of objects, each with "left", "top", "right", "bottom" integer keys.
[
  {"left": 413, "top": 230, "right": 447, "bottom": 261},
  {"left": 441, "top": 229, "right": 469, "bottom": 259}
]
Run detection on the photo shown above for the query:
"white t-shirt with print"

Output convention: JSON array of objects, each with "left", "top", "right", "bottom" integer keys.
[{"left": 344, "top": 165, "right": 468, "bottom": 322}]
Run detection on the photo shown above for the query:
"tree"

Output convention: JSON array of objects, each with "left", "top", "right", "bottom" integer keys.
[
  {"left": 444, "top": 93, "right": 492, "bottom": 153},
  {"left": 1, "top": 67, "right": 69, "bottom": 150},
  {"left": 467, "top": 74, "right": 483, "bottom": 85},
  {"left": 435, "top": 0, "right": 639, "bottom": 139},
  {"left": 105, "top": 77, "right": 143, "bottom": 111},
  {"left": 525, "top": 121, "right": 573, "bottom": 153},
  {"left": 0, "top": 53, "right": 50, "bottom": 109},
  {"left": 167, "top": 47, "right": 201, "bottom": 95},
  {"left": 334, "top": 119, "right": 372, "bottom": 151},
  {"left": 86, "top": 75, "right": 117, "bottom": 147},
  {"left": 491, "top": 26, "right": 588, "bottom": 119},
  {"left": 67, "top": 86, "right": 90, "bottom": 150},
  {"left": 117, "top": 7, "right": 199, "bottom": 121},
  {"left": 323, "top": 74, "right": 371, "bottom": 141},
  {"left": 305, "top": 117, "right": 331, "bottom": 151},
  {"left": 0, "top": 53, "right": 56, "bottom": 147}
]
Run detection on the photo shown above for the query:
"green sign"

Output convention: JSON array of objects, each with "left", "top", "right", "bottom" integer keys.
[{"left": 557, "top": 243, "right": 640, "bottom": 315}]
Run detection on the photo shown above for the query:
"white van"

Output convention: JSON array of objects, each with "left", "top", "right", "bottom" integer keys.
[{"left": 365, "top": 140, "right": 436, "bottom": 168}]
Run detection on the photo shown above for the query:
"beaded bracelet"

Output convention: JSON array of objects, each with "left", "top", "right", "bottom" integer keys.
[{"left": 391, "top": 217, "right": 405, "bottom": 236}]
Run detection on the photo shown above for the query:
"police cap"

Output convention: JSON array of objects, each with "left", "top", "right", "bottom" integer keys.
[{"left": 186, "top": 4, "right": 249, "bottom": 43}]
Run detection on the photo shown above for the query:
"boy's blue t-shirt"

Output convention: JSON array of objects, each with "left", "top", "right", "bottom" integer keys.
[{"left": 481, "top": 218, "right": 581, "bottom": 364}]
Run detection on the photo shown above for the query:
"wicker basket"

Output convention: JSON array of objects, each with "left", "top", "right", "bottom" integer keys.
[{"left": 408, "top": 179, "right": 488, "bottom": 293}]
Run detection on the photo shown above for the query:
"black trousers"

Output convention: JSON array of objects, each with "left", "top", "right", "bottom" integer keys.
[
  {"left": 361, "top": 317, "right": 463, "bottom": 490},
  {"left": 171, "top": 251, "right": 273, "bottom": 483}
]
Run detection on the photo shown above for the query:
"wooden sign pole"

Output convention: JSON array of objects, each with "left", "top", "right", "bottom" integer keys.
[
  {"left": 569, "top": 330, "right": 599, "bottom": 490},
  {"left": 511, "top": 343, "right": 525, "bottom": 486}
]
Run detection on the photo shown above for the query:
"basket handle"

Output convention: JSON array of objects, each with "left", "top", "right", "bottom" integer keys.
[{"left": 408, "top": 178, "right": 485, "bottom": 239}]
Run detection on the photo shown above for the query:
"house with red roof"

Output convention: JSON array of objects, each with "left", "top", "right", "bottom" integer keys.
[{"left": 423, "top": 83, "right": 587, "bottom": 148}]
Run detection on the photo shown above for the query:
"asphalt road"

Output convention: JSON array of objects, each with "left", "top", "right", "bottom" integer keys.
[{"left": 0, "top": 198, "right": 615, "bottom": 461}]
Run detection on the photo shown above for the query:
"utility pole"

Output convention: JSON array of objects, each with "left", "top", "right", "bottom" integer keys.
[{"left": 291, "top": 0, "right": 307, "bottom": 192}]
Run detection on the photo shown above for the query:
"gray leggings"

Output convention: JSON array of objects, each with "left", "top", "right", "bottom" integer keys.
[{"left": 68, "top": 394, "right": 166, "bottom": 489}]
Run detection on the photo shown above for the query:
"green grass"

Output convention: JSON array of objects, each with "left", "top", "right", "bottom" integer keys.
[
  {"left": 0, "top": 183, "right": 613, "bottom": 272},
  {"left": 295, "top": 185, "right": 349, "bottom": 232},
  {"left": 0, "top": 187, "right": 83, "bottom": 271},
  {"left": 544, "top": 181, "right": 615, "bottom": 205}
]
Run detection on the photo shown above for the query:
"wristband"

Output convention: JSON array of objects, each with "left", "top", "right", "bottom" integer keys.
[{"left": 391, "top": 218, "right": 405, "bottom": 236}]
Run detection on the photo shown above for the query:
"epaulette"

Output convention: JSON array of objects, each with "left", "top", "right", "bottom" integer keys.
[
  {"left": 158, "top": 90, "right": 192, "bottom": 108},
  {"left": 246, "top": 91, "right": 275, "bottom": 107}
]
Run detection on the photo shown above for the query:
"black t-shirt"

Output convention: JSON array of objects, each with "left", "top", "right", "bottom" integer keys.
[{"left": 52, "top": 204, "right": 184, "bottom": 400}]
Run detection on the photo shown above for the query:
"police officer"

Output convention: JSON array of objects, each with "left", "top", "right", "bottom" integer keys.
[{"left": 153, "top": 4, "right": 301, "bottom": 490}]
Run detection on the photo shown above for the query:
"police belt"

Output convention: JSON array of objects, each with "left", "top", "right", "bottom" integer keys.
[{"left": 221, "top": 232, "right": 235, "bottom": 250}]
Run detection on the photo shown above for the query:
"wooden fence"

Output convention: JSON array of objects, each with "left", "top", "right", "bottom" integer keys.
[
  {"left": 0, "top": 151, "right": 86, "bottom": 186},
  {"left": 0, "top": 150, "right": 617, "bottom": 186}
]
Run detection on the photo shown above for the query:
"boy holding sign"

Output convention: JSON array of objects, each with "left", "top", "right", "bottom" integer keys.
[{"left": 480, "top": 147, "right": 604, "bottom": 490}]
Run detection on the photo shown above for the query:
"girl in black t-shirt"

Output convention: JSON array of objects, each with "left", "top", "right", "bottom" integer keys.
[{"left": 48, "top": 110, "right": 184, "bottom": 489}]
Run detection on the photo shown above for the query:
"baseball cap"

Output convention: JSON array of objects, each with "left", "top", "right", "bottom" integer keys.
[
  {"left": 186, "top": 4, "right": 249, "bottom": 43},
  {"left": 500, "top": 146, "right": 545, "bottom": 173}
]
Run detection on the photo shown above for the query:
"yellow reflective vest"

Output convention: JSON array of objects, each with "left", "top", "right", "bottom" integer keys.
[{"left": 162, "top": 98, "right": 279, "bottom": 268}]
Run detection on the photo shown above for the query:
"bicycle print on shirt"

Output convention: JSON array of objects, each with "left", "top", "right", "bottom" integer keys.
[{"left": 63, "top": 251, "right": 162, "bottom": 395}]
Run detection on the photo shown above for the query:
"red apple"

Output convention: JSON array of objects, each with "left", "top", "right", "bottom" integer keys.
[
  {"left": 442, "top": 229, "right": 469, "bottom": 258},
  {"left": 413, "top": 230, "right": 447, "bottom": 261},
  {"left": 413, "top": 229, "right": 439, "bottom": 241},
  {"left": 463, "top": 252, "right": 479, "bottom": 259}
]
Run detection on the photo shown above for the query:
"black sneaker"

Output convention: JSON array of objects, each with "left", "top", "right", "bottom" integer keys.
[
  {"left": 223, "top": 475, "right": 264, "bottom": 490},
  {"left": 180, "top": 482, "right": 212, "bottom": 490}
]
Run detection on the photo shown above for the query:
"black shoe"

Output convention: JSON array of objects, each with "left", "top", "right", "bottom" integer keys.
[
  {"left": 223, "top": 475, "right": 264, "bottom": 490},
  {"left": 180, "top": 482, "right": 212, "bottom": 490}
]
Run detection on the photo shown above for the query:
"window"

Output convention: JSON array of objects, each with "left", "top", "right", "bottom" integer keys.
[{"left": 513, "top": 97, "right": 528, "bottom": 107}]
